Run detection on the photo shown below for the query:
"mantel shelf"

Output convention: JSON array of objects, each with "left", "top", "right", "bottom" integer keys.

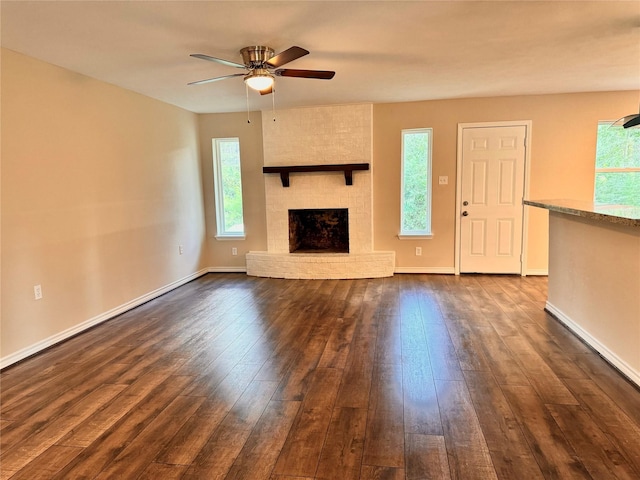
[{"left": 263, "top": 163, "right": 370, "bottom": 187}]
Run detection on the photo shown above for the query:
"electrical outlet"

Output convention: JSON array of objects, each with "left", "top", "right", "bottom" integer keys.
[
  {"left": 178, "top": 245, "right": 184, "bottom": 255},
  {"left": 34, "top": 284, "right": 43, "bottom": 300},
  {"left": 438, "top": 176, "right": 448, "bottom": 185},
  {"left": 415, "top": 247, "right": 422, "bottom": 256},
  {"left": 232, "top": 247, "right": 238, "bottom": 256}
]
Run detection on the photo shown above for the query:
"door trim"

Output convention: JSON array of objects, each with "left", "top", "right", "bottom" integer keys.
[{"left": 455, "top": 121, "right": 532, "bottom": 276}]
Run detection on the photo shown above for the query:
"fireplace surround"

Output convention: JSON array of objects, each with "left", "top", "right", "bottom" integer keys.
[{"left": 245, "top": 104, "right": 394, "bottom": 279}]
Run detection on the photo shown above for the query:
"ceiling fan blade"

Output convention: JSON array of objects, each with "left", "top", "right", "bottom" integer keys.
[
  {"left": 623, "top": 114, "right": 640, "bottom": 129},
  {"left": 266, "top": 46, "right": 309, "bottom": 68},
  {"left": 188, "top": 73, "right": 245, "bottom": 86},
  {"left": 190, "top": 53, "right": 245, "bottom": 69},
  {"left": 275, "top": 69, "right": 335, "bottom": 80},
  {"left": 611, "top": 114, "right": 638, "bottom": 126}
]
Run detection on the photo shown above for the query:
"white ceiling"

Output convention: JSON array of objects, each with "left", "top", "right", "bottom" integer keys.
[{"left": 2, "top": 1, "right": 639, "bottom": 114}]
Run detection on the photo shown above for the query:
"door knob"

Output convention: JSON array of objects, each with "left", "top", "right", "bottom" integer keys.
[
  {"left": 463, "top": 201, "right": 469, "bottom": 206},
  {"left": 462, "top": 211, "right": 469, "bottom": 216}
]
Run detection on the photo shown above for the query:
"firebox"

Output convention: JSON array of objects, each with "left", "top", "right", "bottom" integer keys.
[{"left": 288, "top": 208, "right": 349, "bottom": 253}]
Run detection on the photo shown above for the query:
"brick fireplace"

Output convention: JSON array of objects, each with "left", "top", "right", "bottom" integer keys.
[{"left": 246, "top": 104, "right": 394, "bottom": 279}]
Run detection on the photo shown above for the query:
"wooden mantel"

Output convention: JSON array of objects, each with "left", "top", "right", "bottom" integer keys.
[{"left": 263, "top": 163, "right": 370, "bottom": 187}]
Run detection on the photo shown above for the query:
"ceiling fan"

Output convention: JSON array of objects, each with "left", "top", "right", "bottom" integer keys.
[{"left": 188, "top": 46, "right": 335, "bottom": 95}]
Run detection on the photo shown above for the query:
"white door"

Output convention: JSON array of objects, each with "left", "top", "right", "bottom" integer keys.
[{"left": 459, "top": 125, "right": 527, "bottom": 273}]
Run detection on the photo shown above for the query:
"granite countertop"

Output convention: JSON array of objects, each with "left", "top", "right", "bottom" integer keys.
[{"left": 524, "top": 199, "right": 640, "bottom": 227}]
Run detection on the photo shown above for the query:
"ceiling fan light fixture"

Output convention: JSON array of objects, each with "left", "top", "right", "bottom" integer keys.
[{"left": 244, "top": 69, "right": 274, "bottom": 91}]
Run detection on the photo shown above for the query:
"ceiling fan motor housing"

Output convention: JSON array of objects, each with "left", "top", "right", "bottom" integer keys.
[{"left": 240, "top": 46, "right": 275, "bottom": 68}]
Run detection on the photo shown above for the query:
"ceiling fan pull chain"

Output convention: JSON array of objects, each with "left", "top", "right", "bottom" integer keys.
[
  {"left": 272, "top": 85, "right": 276, "bottom": 122},
  {"left": 246, "top": 83, "right": 251, "bottom": 124}
]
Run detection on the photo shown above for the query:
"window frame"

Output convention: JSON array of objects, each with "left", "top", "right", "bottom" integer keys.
[
  {"left": 399, "top": 127, "right": 433, "bottom": 238},
  {"left": 594, "top": 121, "right": 640, "bottom": 206},
  {"left": 212, "top": 137, "right": 246, "bottom": 240}
]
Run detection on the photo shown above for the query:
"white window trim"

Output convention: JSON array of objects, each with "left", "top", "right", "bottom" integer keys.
[
  {"left": 400, "top": 128, "right": 433, "bottom": 236},
  {"left": 212, "top": 137, "right": 245, "bottom": 239},
  {"left": 398, "top": 234, "right": 433, "bottom": 240},
  {"left": 215, "top": 234, "right": 246, "bottom": 241},
  {"left": 595, "top": 167, "right": 640, "bottom": 173}
]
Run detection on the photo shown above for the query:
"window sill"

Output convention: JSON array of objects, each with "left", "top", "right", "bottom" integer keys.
[
  {"left": 398, "top": 234, "right": 433, "bottom": 240},
  {"left": 215, "top": 235, "right": 246, "bottom": 241}
]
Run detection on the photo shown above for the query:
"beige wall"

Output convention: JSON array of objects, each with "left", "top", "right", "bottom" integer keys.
[
  {"left": 198, "top": 112, "right": 267, "bottom": 268},
  {"left": 373, "top": 91, "right": 637, "bottom": 272},
  {"left": 1, "top": 49, "right": 206, "bottom": 363}
]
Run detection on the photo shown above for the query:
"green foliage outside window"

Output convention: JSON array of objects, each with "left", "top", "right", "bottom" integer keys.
[
  {"left": 402, "top": 130, "right": 431, "bottom": 234},
  {"left": 594, "top": 124, "right": 640, "bottom": 207},
  {"left": 214, "top": 139, "right": 244, "bottom": 235}
]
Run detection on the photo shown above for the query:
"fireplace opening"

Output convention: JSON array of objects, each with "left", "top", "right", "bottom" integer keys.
[{"left": 289, "top": 208, "right": 349, "bottom": 253}]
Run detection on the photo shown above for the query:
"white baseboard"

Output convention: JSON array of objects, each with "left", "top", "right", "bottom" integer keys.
[
  {"left": 211, "top": 265, "right": 454, "bottom": 276},
  {"left": 208, "top": 266, "right": 247, "bottom": 273},
  {"left": 545, "top": 301, "right": 639, "bottom": 388},
  {"left": 0, "top": 268, "right": 210, "bottom": 369},
  {"left": 394, "top": 266, "right": 455, "bottom": 274},
  {"left": 525, "top": 269, "right": 548, "bottom": 276}
]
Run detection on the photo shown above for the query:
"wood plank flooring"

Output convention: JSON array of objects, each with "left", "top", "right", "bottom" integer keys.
[{"left": 1, "top": 273, "right": 639, "bottom": 479}]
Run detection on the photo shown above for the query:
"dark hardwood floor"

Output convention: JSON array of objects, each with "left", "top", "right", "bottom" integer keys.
[{"left": 1, "top": 273, "right": 639, "bottom": 479}]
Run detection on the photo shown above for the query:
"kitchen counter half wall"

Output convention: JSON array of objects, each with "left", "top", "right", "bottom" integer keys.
[{"left": 525, "top": 198, "right": 640, "bottom": 387}]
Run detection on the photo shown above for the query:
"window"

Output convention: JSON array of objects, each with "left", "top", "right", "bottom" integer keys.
[
  {"left": 400, "top": 128, "right": 433, "bottom": 236},
  {"left": 594, "top": 123, "right": 640, "bottom": 207},
  {"left": 212, "top": 138, "right": 245, "bottom": 238}
]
